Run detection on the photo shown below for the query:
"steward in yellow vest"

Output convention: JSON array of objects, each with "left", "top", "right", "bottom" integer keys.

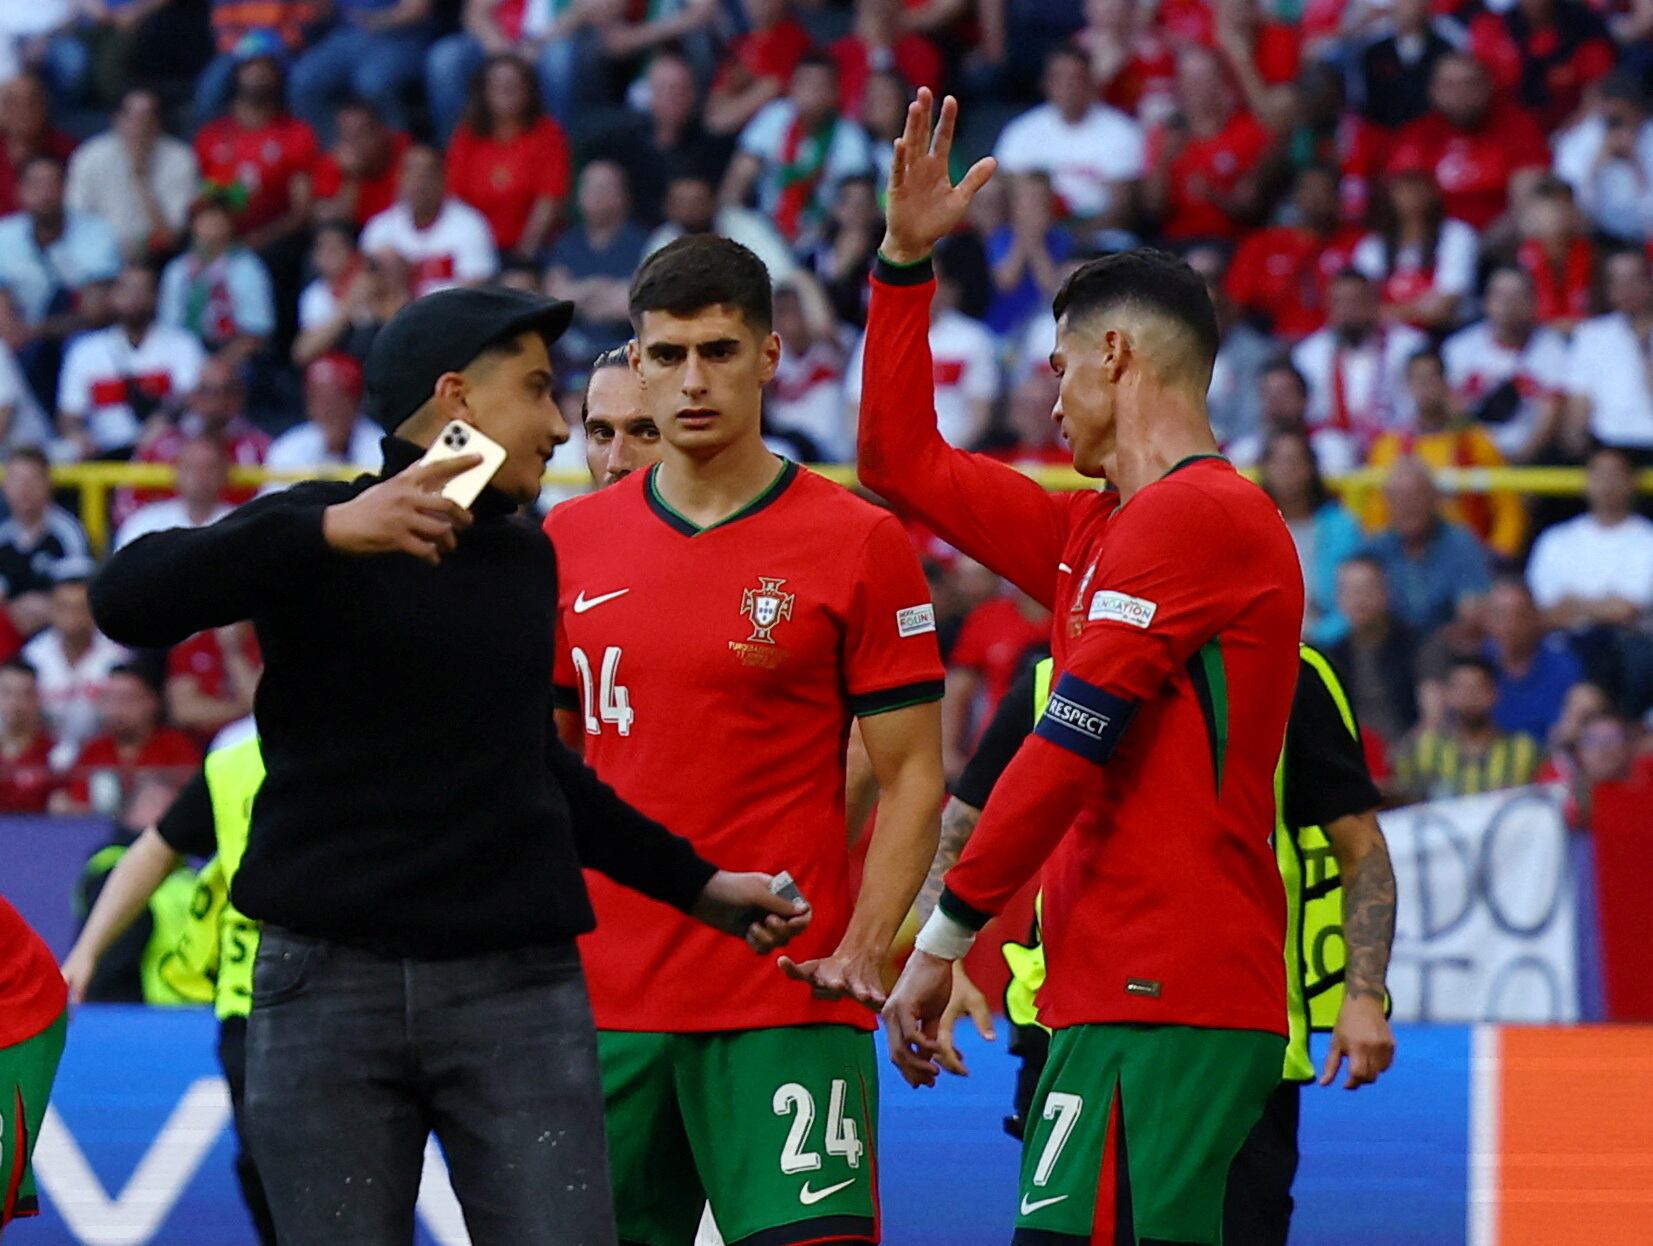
[{"left": 934, "top": 646, "right": 1396, "bottom": 1246}]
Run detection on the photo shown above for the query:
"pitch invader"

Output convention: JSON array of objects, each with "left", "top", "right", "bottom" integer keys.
[{"left": 547, "top": 236, "right": 946, "bottom": 1246}]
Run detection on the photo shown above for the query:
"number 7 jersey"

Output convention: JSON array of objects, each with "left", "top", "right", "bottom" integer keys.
[{"left": 546, "top": 460, "right": 945, "bottom": 1033}]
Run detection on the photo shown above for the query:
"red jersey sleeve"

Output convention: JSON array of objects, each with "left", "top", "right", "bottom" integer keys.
[
  {"left": 858, "top": 261, "right": 1078, "bottom": 610},
  {"left": 844, "top": 514, "right": 947, "bottom": 716}
]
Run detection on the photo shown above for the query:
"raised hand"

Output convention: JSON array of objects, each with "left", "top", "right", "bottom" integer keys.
[
  {"left": 322, "top": 455, "right": 479, "bottom": 566},
  {"left": 881, "top": 87, "right": 998, "bottom": 266}
]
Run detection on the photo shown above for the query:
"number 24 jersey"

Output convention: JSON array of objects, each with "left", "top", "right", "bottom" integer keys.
[{"left": 547, "top": 461, "right": 945, "bottom": 1033}]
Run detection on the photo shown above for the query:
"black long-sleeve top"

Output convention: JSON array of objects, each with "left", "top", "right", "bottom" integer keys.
[{"left": 91, "top": 437, "right": 716, "bottom": 958}]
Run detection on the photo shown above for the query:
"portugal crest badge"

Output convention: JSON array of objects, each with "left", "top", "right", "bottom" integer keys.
[{"left": 740, "top": 576, "right": 795, "bottom": 644}]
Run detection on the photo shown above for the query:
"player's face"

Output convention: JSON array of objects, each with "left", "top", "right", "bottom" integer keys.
[
  {"left": 584, "top": 367, "right": 660, "bottom": 487},
  {"left": 1050, "top": 317, "right": 1116, "bottom": 480},
  {"left": 462, "top": 332, "right": 567, "bottom": 504},
  {"left": 632, "top": 307, "right": 780, "bottom": 458}
]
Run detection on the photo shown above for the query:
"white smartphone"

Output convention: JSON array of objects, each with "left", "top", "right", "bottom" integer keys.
[{"left": 418, "top": 420, "right": 508, "bottom": 509}]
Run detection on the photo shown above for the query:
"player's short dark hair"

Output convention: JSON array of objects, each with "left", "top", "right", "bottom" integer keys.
[
  {"left": 1051, "top": 249, "right": 1220, "bottom": 377},
  {"left": 581, "top": 345, "right": 635, "bottom": 424},
  {"left": 629, "top": 235, "right": 773, "bottom": 333},
  {"left": 1449, "top": 654, "right": 1500, "bottom": 683}
]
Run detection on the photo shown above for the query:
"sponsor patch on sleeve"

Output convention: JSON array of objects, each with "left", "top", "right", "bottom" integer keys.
[
  {"left": 1088, "top": 590, "right": 1158, "bottom": 629},
  {"left": 1034, "top": 672, "right": 1137, "bottom": 765},
  {"left": 896, "top": 604, "right": 937, "bottom": 637}
]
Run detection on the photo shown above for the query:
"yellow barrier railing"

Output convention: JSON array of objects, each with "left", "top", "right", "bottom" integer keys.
[{"left": 41, "top": 461, "right": 1649, "bottom": 555}]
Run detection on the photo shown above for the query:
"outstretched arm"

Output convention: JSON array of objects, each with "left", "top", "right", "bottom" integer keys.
[{"left": 859, "top": 90, "right": 1077, "bottom": 610}]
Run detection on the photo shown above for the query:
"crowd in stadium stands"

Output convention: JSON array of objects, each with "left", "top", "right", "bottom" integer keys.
[{"left": 1, "top": 0, "right": 1653, "bottom": 829}]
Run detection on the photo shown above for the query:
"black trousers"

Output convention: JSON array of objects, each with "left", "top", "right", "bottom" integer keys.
[
  {"left": 215, "top": 1016, "right": 278, "bottom": 1246},
  {"left": 244, "top": 927, "right": 617, "bottom": 1246},
  {"left": 1222, "top": 1081, "right": 1301, "bottom": 1246}
]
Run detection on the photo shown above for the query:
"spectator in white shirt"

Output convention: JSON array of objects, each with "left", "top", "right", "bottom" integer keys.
[
  {"left": 266, "top": 354, "right": 382, "bottom": 476},
  {"left": 1527, "top": 443, "right": 1653, "bottom": 630},
  {"left": 20, "top": 574, "right": 129, "bottom": 769},
  {"left": 992, "top": 44, "right": 1145, "bottom": 229},
  {"left": 1443, "top": 266, "right": 1569, "bottom": 463},
  {"left": 157, "top": 196, "right": 276, "bottom": 369},
  {"left": 1225, "top": 357, "right": 1361, "bottom": 475},
  {"left": 1565, "top": 249, "right": 1653, "bottom": 455},
  {"left": 65, "top": 88, "right": 198, "bottom": 261},
  {"left": 113, "top": 437, "right": 236, "bottom": 550},
  {"left": 719, "top": 55, "right": 874, "bottom": 248},
  {"left": 1352, "top": 153, "right": 1477, "bottom": 333},
  {"left": 845, "top": 253, "right": 998, "bottom": 450},
  {"left": 0, "top": 341, "right": 50, "bottom": 454},
  {"left": 1293, "top": 269, "right": 1426, "bottom": 446},
  {"left": 57, "top": 264, "right": 206, "bottom": 459},
  {"left": 360, "top": 144, "right": 499, "bottom": 298},
  {"left": 1553, "top": 71, "right": 1653, "bottom": 246},
  {"left": 767, "top": 275, "right": 846, "bottom": 462},
  {"left": 0, "top": 155, "right": 121, "bottom": 395}
]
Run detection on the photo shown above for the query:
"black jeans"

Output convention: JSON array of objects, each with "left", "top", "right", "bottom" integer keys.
[
  {"left": 1222, "top": 1080, "right": 1301, "bottom": 1246},
  {"left": 244, "top": 927, "right": 617, "bottom": 1246},
  {"left": 216, "top": 1016, "right": 277, "bottom": 1246}
]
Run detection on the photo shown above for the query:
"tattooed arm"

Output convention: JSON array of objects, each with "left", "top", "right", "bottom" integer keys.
[
  {"left": 916, "top": 796, "right": 982, "bottom": 925},
  {"left": 1319, "top": 810, "right": 1397, "bottom": 1090}
]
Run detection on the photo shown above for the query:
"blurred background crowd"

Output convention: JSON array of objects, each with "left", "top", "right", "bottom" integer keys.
[{"left": 0, "top": 0, "right": 1650, "bottom": 848}]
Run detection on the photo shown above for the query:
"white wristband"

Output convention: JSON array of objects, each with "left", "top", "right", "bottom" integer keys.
[{"left": 914, "top": 908, "right": 978, "bottom": 961}]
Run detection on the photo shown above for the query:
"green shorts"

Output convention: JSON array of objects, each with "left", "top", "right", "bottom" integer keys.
[
  {"left": 1014, "top": 1023, "right": 1282, "bottom": 1245},
  {"left": 1, "top": 1010, "right": 67, "bottom": 1227},
  {"left": 598, "top": 1025, "right": 879, "bottom": 1246}
]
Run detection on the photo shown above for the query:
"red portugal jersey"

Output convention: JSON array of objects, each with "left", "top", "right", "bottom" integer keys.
[
  {"left": 0, "top": 897, "right": 66, "bottom": 1048},
  {"left": 547, "top": 462, "right": 945, "bottom": 1033},
  {"left": 859, "top": 269, "right": 1303, "bottom": 1037}
]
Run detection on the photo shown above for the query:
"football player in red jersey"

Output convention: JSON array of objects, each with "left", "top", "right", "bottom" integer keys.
[
  {"left": 871, "top": 91, "right": 1303, "bottom": 1246},
  {"left": 546, "top": 235, "right": 946, "bottom": 1246},
  {"left": 0, "top": 896, "right": 67, "bottom": 1239}
]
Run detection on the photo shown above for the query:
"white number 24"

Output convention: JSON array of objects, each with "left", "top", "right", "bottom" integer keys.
[
  {"left": 570, "top": 646, "right": 634, "bottom": 736},
  {"left": 772, "top": 1080, "right": 863, "bottom": 1173}
]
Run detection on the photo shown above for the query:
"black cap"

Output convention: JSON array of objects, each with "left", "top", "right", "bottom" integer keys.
[{"left": 363, "top": 286, "right": 575, "bottom": 431}]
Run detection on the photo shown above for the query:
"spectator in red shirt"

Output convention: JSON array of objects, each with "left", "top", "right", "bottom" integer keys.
[
  {"left": 1210, "top": 0, "right": 1302, "bottom": 122},
  {"left": 830, "top": 0, "right": 943, "bottom": 117},
  {"left": 1074, "top": 0, "right": 1176, "bottom": 122},
  {"left": 1355, "top": 147, "right": 1479, "bottom": 332},
  {"left": 1468, "top": 0, "right": 1615, "bottom": 133},
  {"left": 705, "top": 0, "right": 815, "bottom": 136},
  {"left": 167, "top": 621, "right": 261, "bottom": 746},
  {"left": 194, "top": 48, "right": 319, "bottom": 252},
  {"left": 445, "top": 53, "right": 569, "bottom": 259},
  {"left": 0, "top": 658, "right": 56, "bottom": 813},
  {"left": 1145, "top": 44, "right": 1273, "bottom": 242},
  {"left": 53, "top": 664, "right": 200, "bottom": 813},
  {"left": 1516, "top": 176, "right": 1596, "bottom": 333},
  {"left": 943, "top": 590, "right": 1051, "bottom": 777},
  {"left": 1397, "top": 53, "right": 1549, "bottom": 234},
  {"left": 1227, "top": 163, "right": 1364, "bottom": 339},
  {"left": 312, "top": 98, "right": 410, "bottom": 228},
  {"left": 0, "top": 71, "right": 76, "bottom": 219}
]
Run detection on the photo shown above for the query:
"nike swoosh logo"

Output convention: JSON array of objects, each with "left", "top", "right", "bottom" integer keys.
[
  {"left": 798, "top": 1178, "right": 855, "bottom": 1206},
  {"left": 572, "top": 588, "right": 630, "bottom": 614},
  {"left": 1020, "top": 1193, "right": 1069, "bottom": 1215},
  {"left": 1058, "top": 562, "right": 1073, "bottom": 574}
]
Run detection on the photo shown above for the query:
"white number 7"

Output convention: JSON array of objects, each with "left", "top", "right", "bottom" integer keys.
[{"left": 1032, "top": 1092, "right": 1084, "bottom": 1188}]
